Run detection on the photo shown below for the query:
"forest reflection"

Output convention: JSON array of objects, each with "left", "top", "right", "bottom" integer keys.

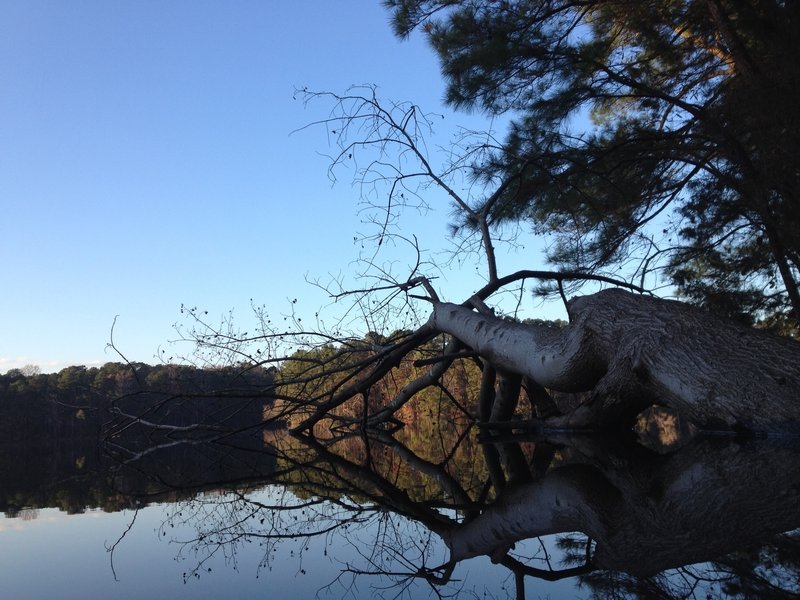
[
  {"left": 94, "top": 417, "right": 800, "bottom": 599},
  {"left": 1, "top": 399, "right": 799, "bottom": 598}
]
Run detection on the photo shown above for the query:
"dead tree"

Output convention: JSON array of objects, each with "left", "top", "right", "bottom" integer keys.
[{"left": 168, "top": 87, "right": 800, "bottom": 437}]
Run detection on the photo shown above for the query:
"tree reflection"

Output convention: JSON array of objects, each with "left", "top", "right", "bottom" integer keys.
[
  {"left": 107, "top": 426, "right": 800, "bottom": 599},
  {"left": 579, "top": 531, "right": 800, "bottom": 600}
]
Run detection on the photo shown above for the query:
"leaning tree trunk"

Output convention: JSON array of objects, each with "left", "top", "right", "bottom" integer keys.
[{"left": 428, "top": 288, "right": 800, "bottom": 433}]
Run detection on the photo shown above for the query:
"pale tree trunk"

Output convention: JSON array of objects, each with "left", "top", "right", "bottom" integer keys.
[{"left": 429, "top": 289, "right": 800, "bottom": 433}]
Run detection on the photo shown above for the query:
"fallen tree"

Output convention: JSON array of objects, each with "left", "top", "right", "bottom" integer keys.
[
  {"left": 276, "top": 279, "right": 800, "bottom": 435},
  {"left": 169, "top": 87, "right": 800, "bottom": 438},
  {"left": 221, "top": 272, "right": 796, "bottom": 437},
  {"left": 429, "top": 287, "right": 800, "bottom": 434}
]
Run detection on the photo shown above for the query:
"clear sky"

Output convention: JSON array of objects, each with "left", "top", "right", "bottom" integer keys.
[{"left": 0, "top": 1, "right": 561, "bottom": 373}]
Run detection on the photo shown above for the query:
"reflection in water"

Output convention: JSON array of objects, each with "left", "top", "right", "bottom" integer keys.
[
  {"left": 2, "top": 422, "right": 800, "bottom": 598},
  {"left": 101, "top": 422, "right": 800, "bottom": 599}
]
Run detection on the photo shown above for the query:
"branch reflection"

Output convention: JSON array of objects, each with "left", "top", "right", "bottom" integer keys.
[{"left": 107, "top": 424, "right": 800, "bottom": 599}]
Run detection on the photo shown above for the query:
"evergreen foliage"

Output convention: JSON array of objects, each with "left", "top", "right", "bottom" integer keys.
[{"left": 386, "top": 0, "right": 800, "bottom": 328}]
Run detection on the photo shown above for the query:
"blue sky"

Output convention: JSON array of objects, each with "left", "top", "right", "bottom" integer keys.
[{"left": 0, "top": 1, "right": 560, "bottom": 373}]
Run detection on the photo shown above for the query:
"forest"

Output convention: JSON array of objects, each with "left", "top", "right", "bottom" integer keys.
[
  {"left": 0, "top": 362, "right": 275, "bottom": 517},
  {"left": 0, "top": 362, "right": 273, "bottom": 442}
]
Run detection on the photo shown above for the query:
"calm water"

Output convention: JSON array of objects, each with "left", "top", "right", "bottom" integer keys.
[
  {"left": 1, "top": 426, "right": 799, "bottom": 599},
  {"left": 0, "top": 488, "right": 564, "bottom": 599}
]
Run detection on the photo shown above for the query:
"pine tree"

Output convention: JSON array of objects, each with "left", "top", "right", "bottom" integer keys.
[{"left": 386, "top": 0, "right": 800, "bottom": 329}]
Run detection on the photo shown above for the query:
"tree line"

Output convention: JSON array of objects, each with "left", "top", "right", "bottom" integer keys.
[{"left": 0, "top": 362, "right": 274, "bottom": 442}]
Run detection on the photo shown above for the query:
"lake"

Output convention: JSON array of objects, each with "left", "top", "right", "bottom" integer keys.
[{"left": 1, "top": 421, "right": 799, "bottom": 599}]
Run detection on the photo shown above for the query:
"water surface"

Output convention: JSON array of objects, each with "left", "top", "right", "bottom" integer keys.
[{"left": 2, "top": 426, "right": 799, "bottom": 599}]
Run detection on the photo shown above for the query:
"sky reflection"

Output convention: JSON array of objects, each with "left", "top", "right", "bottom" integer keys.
[{"left": 0, "top": 487, "right": 561, "bottom": 600}]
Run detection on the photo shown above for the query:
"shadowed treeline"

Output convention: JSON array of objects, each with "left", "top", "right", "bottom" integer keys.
[
  {"left": 0, "top": 362, "right": 274, "bottom": 442},
  {"left": 0, "top": 362, "right": 274, "bottom": 516}
]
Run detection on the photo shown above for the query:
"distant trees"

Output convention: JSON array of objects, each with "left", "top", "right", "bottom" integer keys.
[{"left": 0, "top": 362, "right": 274, "bottom": 442}]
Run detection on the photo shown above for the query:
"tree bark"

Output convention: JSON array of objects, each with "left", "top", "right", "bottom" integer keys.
[{"left": 429, "top": 289, "right": 800, "bottom": 433}]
